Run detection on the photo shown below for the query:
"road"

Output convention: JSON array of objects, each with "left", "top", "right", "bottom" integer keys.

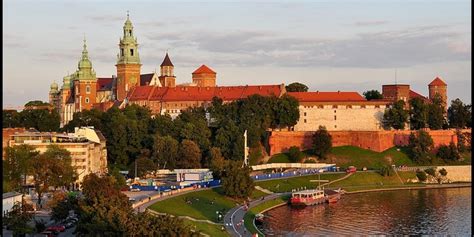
[{"left": 224, "top": 193, "right": 288, "bottom": 237}]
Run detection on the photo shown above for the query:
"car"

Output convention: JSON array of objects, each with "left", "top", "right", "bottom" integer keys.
[
  {"left": 346, "top": 166, "right": 357, "bottom": 173},
  {"left": 130, "top": 188, "right": 141, "bottom": 192},
  {"left": 46, "top": 225, "right": 66, "bottom": 232}
]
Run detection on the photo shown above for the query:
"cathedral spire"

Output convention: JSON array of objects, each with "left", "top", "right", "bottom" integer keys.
[{"left": 82, "top": 35, "right": 89, "bottom": 60}]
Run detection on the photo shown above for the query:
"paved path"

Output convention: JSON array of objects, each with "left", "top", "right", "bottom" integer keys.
[{"left": 224, "top": 193, "right": 288, "bottom": 237}]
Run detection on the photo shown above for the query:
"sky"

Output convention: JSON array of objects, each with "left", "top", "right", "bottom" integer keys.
[{"left": 3, "top": 0, "right": 471, "bottom": 108}]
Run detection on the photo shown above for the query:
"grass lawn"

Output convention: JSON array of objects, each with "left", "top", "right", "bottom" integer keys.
[
  {"left": 397, "top": 171, "right": 418, "bottom": 183},
  {"left": 243, "top": 195, "right": 290, "bottom": 235},
  {"left": 267, "top": 153, "right": 291, "bottom": 163},
  {"left": 325, "top": 171, "right": 424, "bottom": 191},
  {"left": 326, "top": 146, "right": 415, "bottom": 169},
  {"left": 182, "top": 219, "right": 228, "bottom": 237},
  {"left": 149, "top": 188, "right": 237, "bottom": 222},
  {"left": 256, "top": 173, "right": 346, "bottom": 193},
  {"left": 250, "top": 189, "right": 268, "bottom": 200}
]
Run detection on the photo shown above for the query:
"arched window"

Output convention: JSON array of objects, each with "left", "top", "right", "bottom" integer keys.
[
  {"left": 86, "top": 85, "right": 91, "bottom": 94},
  {"left": 85, "top": 97, "right": 89, "bottom": 104}
]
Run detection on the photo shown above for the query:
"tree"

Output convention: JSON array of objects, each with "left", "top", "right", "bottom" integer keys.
[
  {"left": 407, "top": 131, "right": 434, "bottom": 164},
  {"left": 427, "top": 94, "right": 445, "bottom": 130},
  {"left": 24, "top": 100, "right": 50, "bottom": 107},
  {"left": 383, "top": 100, "right": 409, "bottom": 130},
  {"left": 177, "top": 140, "right": 202, "bottom": 169},
  {"left": 110, "top": 167, "right": 127, "bottom": 188},
  {"left": 221, "top": 161, "right": 254, "bottom": 198},
  {"left": 2, "top": 198, "right": 34, "bottom": 236},
  {"left": 50, "top": 192, "right": 79, "bottom": 222},
  {"left": 17, "top": 109, "right": 60, "bottom": 132},
  {"left": 409, "top": 98, "right": 428, "bottom": 130},
  {"left": 273, "top": 95, "right": 300, "bottom": 129},
  {"left": 213, "top": 120, "right": 244, "bottom": 161},
  {"left": 312, "top": 126, "right": 332, "bottom": 159},
  {"left": 3, "top": 144, "right": 39, "bottom": 192},
  {"left": 416, "top": 170, "right": 427, "bottom": 182},
  {"left": 436, "top": 142, "right": 460, "bottom": 161},
  {"left": 3, "top": 110, "right": 20, "bottom": 128},
  {"left": 363, "top": 90, "right": 383, "bottom": 100},
  {"left": 448, "top": 98, "right": 471, "bottom": 128},
  {"left": 152, "top": 135, "right": 179, "bottom": 169},
  {"left": 285, "top": 82, "right": 309, "bottom": 92},
  {"left": 31, "top": 145, "right": 76, "bottom": 206},
  {"left": 288, "top": 146, "right": 304, "bottom": 163},
  {"left": 207, "top": 147, "right": 226, "bottom": 179},
  {"left": 130, "top": 154, "right": 156, "bottom": 178}
]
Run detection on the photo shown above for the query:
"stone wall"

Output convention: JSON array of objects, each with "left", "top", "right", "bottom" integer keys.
[
  {"left": 437, "top": 166, "right": 471, "bottom": 182},
  {"left": 294, "top": 104, "right": 386, "bottom": 131},
  {"left": 268, "top": 129, "right": 468, "bottom": 155}
]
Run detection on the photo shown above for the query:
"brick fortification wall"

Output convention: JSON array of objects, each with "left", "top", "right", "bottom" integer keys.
[{"left": 268, "top": 129, "right": 470, "bottom": 155}]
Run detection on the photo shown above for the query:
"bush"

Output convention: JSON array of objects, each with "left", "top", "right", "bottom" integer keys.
[
  {"left": 424, "top": 167, "right": 436, "bottom": 177},
  {"left": 288, "top": 146, "right": 304, "bottom": 163},
  {"left": 416, "top": 170, "right": 427, "bottom": 182},
  {"left": 437, "top": 142, "right": 461, "bottom": 161},
  {"left": 407, "top": 131, "right": 434, "bottom": 164},
  {"left": 439, "top": 168, "right": 448, "bottom": 176},
  {"left": 379, "top": 165, "right": 394, "bottom": 177}
]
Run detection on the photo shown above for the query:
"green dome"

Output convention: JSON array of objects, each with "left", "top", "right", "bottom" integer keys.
[{"left": 50, "top": 81, "right": 58, "bottom": 90}]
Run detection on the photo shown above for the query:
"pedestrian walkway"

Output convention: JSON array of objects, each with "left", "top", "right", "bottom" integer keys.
[{"left": 254, "top": 186, "right": 273, "bottom": 194}]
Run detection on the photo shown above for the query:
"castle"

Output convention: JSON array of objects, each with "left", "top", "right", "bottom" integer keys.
[{"left": 49, "top": 14, "right": 447, "bottom": 130}]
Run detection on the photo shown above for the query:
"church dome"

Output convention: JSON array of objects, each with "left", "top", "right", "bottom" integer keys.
[{"left": 50, "top": 81, "right": 58, "bottom": 90}]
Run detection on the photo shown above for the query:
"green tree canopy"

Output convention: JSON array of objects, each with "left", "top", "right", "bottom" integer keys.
[
  {"left": 3, "top": 144, "right": 39, "bottom": 192},
  {"left": 312, "top": 126, "right": 332, "bottom": 159},
  {"left": 409, "top": 97, "right": 428, "bottom": 130},
  {"left": 427, "top": 94, "right": 446, "bottom": 130},
  {"left": 407, "top": 130, "right": 434, "bottom": 164},
  {"left": 177, "top": 140, "right": 202, "bottom": 169},
  {"left": 383, "top": 100, "right": 409, "bottom": 130},
  {"left": 448, "top": 98, "right": 471, "bottom": 128},
  {"left": 288, "top": 146, "right": 304, "bottom": 163},
  {"left": 363, "top": 90, "right": 383, "bottom": 100},
  {"left": 152, "top": 135, "right": 179, "bottom": 169},
  {"left": 221, "top": 161, "right": 254, "bottom": 198},
  {"left": 285, "top": 82, "right": 309, "bottom": 92}
]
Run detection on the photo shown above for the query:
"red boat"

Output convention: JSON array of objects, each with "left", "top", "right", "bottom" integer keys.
[
  {"left": 290, "top": 189, "right": 326, "bottom": 206},
  {"left": 324, "top": 188, "right": 342, "bottom": 203}
]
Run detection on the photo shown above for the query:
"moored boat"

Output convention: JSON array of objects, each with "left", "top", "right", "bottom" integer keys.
[
  {"left": 290, "top": 189, "right": 326, "bottom": 206},
  {"left": 324, "top": 188, "right": 342, "bottom": 203}
]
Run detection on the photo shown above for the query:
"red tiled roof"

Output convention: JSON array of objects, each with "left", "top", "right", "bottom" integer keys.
[
  {"left": 140, "top": 73, "right": 154, "bottom": 86},
  {"left": 160, "top": 53, "right": 174, "bottom": 67},
  {"left": 409, "top": 90, "right": 430, "bottom": 102},
  {"left": 192, "top": 65, "right": 216, "bottom": 74},
  {"left": 97, "top": 78, "right": 113, "bottom": 91},
  {"left": 429, "top": 77, "right": 447, "bottom": 86},
  {"left": 287, "top": 92, "right": 366, "bottom": 102},
  {"left": 127, "top": 85, "right": 283, "bottom": 102}
]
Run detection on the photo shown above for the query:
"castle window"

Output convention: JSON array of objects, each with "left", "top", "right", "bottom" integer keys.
[
  {"left": 375, "top": 105, "right": 380, "bottom": 108},
  {"left": 332, "top": 105, "right": 337, "bottom": 109},
  {"left": 304, "top": 119, "right": 307, "bottom": 123},
  {"left": 86, "top": 85, "right": 91, "bottom": 94},
  {"left": 85, "top": 98, "right": 89, "bottom": 104},
  {"left": 335, "top": 125, "right": 337, "bottom": 128},
  {"left": 121, "top": 48, "right": 124, "bottom": 56},
  {"left": 318, "top": 105, "right": 324, "bottom": 109},
  {"left": 304, "top": 112, "right": 307, "bottom": 116},
  {"left": 347, "top": 105, "right": 352, "bottom": 109},
  {"left": 129, "top": 30, "right": 132, "bottom": 36},
  {"left": 361, "top": 105, "right": 366, "bottom": 109},
  {"left": 334, "top": 110, "right": 336, "bottom": 113},
  {"left": 130, "top": 49, "right": 134, "bottom": 56},
  {"left": 334, "top": 115, "right": 337, "bottom": 120}
]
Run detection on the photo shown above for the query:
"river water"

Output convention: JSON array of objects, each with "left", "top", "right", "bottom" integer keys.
[{"left": 260, "top": 187, "right": 471, "bottom": 236}]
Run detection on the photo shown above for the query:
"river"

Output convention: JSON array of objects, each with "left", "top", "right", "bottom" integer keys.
[{"left": 260, "top": 187, "right": 471, "bottom": 236}]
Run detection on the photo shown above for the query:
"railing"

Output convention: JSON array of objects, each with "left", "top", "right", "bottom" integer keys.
[{"left": 252, "top": 166, "right": 337, "bottom": 181}]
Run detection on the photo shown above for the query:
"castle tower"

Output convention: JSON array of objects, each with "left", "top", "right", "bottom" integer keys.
[
  {"left": 159, "top": 52, "right": 176, "bottom": 87},
  {"left": 428, "top": 76, "right": 448, "bottom": 112},
  {"left": 73, "top": 38, "right": 97, "bottom": 111},
  {"left": 49, "top": 81, "right": 60, "bottom": 110},
  {"left": 116, "top": 13, "right": 141, "bottom": 100},
  {"left": 192, "top": 65, "right": 216, "bottom": 87}
]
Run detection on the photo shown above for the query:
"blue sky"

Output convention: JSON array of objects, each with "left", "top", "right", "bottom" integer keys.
[{"left": 3, "top": 0, "right": 471, "bottom": 107}]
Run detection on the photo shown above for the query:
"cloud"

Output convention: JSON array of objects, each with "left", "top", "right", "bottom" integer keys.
[
  {"left": 89, "top": 15, "right": 124, "bottom": 22},
  {"left": 140, "top": 24, "right": 470, "bottom": 68},
  {"left": 3, "top": 33, "right": 26, "bottom": 48},
  {"left": 354, "top": 20, "right": 388, "bottom": 26}
]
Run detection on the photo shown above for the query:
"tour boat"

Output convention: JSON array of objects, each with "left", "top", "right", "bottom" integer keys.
[
  {"left": 324, "top": 188, "right": 342, "bottom": 203},
  {"left": 290, "top": 189, "right": 326, "bottom": 206}
]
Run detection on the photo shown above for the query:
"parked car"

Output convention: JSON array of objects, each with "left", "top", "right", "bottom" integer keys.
[
  {"left": 46, "top": 225, "right": 65, "bottom": 232},
  {"left": 346, "top": 166, "right": 357, "bottom": 173},
  {"left": 64, "top": 222, "right": 74, "bottom": 229},
  {"left": 130, "top": 188, "right": 141, "bottom": 192}
]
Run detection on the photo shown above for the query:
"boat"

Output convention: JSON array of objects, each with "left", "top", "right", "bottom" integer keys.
[
  {"left": 324, "top": 188, "right": 342, "bottom": 203},
  {"left": 290, "top": 189, "right": 326, "bottom": 206}
]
